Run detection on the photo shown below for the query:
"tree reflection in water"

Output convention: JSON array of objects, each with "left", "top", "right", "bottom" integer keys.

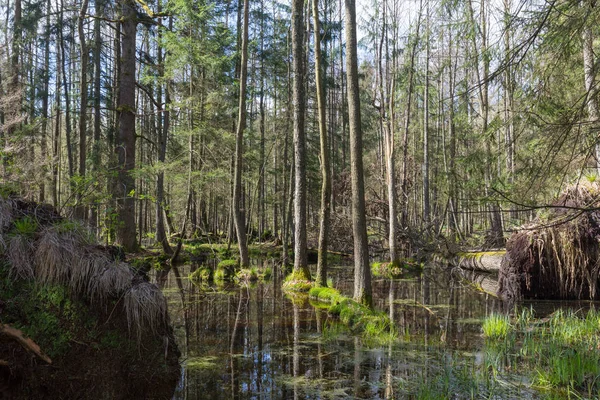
[{"left": 161, "top": 263, "right": 517, "bottom": 399}]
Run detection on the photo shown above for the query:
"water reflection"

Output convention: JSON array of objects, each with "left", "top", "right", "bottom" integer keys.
[{"left": 157, "top": 263, "right": 553, "bottom": 399}]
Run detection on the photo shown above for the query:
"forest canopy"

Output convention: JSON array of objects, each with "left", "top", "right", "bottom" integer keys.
[{"left": 0, "top": 0, "right": 598, "bottom": 254}]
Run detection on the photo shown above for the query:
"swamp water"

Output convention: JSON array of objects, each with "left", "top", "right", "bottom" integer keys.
[{"left": 154, "top": 262, "right": 597, "bottom": 399}]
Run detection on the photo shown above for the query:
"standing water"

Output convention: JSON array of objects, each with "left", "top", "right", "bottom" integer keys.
[{"left": 154, "top": 261, "right": 595, "bottom": 399}]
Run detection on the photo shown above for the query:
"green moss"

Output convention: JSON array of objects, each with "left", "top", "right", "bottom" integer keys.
[
  {"left": 189, "top": 266, "right": 213, "bottom": 282},
  {"left": 309, "top": 286, "right": 343, "bottom": 304},
  {"left": 214, "top": 266, "right": 234, "bottom": 282},
  {"left": 282, "top": 270, "right": 313, "bottom": 292},
  {"left": 310, "top": 285, "right": 395, "bottom": 342},
  {"left": 130, "top": 255, "right": 169, "bottom": 272},
  {"left": 186, "top": 356, "right": 220, "bottom": 370},
  {"left": 371, "top": 259, "right": 421, "bottom": 279},
  {"left": 235, "top": 267, "right": 259, "bottom": 283},
  {"left": 217, "top": 259, "right": 239, "bottom": 269},
  {"left": 260, "top": 267, "right": 272, "bottom": 281}
]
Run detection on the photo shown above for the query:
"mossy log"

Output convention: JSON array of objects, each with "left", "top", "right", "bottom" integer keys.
[
  {"left": 498, "top": 181, "right": 600, "bottom": 302},
  {"left": 455, "top": 251, "right": 505, "bottom": 272}
]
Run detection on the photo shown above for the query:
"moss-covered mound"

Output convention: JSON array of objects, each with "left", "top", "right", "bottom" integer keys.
[
  {"left": 498, "top": 181, "right": 600, "bottom": 302},
  {"left": 0, "top": 196, "right": 180, "bottom": 399}
]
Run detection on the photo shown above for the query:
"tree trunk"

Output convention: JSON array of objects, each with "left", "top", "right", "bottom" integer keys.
[
  {"left": 59, "top": 1, "right": 74, "bottom": 180},
  {"left": 232, "top": 0, "right": 250, "bottom": 267},
  {"left": 75, "top": 0, "right": 90, "bottom": 220},
  {"left": 312, "top": 0, "right": 331, "bottom": 287},
  {"left": 114, "top": 0, "right": 138, "bottom": 252},
  {"left": 582, "top": 10, "right": 600, "bottom": 172},
  {"left": 39, "top": 0, "right": 51, "bottom": 203},
  {"left": 292, "top": 0, "right": 310, "bottom": 279},
  {"left": 156, "top": 11, "right": 173, "bottom": 255},
  {"left": 90, "top": 0, "right": 104, "bottom": 230},
  {"left": 345, "top": 0, "right": 372, "bottom": 307},
  {"left": 423, "top": 0, "right": 431, "bottom": 229}
]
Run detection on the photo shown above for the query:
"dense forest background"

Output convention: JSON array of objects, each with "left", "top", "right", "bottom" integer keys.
[{"left": 0, "top": 0, "right": 598, "bottom": 258}]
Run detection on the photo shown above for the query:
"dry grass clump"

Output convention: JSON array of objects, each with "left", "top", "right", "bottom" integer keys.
[
  {"left": 34, "top": 227, "right": 80, "bottom": 285},
  {"left": 499, "top": 181, "right": 600, "bottom": 301},
  {"left": 124, "top": 282, "right": 168, "bottom": 341},
  {"left": 0, "top": 196, "right": 172, "bottom": 344},
  {"left": 7, "top": 234, "right": 34, "bottom": 279},
  {"left": 90, "top": 261, "right": 134, "bottom": 305}
]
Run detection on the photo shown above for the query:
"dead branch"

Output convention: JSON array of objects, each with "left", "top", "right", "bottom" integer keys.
[{"left": 0, "top": 324, "right": 52, "bottom": 364}]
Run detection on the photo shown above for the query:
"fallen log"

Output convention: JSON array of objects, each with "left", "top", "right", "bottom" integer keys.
[
  {"left": 0, "top": 324, "right": 52, "bottom": 364},
  {"left": 455, "top": 251, "right": 505, "bottom": 272}
]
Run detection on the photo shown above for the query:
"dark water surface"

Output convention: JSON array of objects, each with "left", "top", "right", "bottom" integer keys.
[{"left": 154, "top": 262, "right": 593, "bottom": 399}]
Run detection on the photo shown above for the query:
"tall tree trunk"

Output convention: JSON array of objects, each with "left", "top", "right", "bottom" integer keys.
[
  {"left": 422, "top": 0, "right": 431, "bottom": 229},
  {"left": 400, "top": 7, "right": 422, "bottom": 233},
  {"left": 90, "top": 0, "right": 104, "bottom": 230},
  {"left": 232, "top": 0, "right": 250, "bottom": 267},
  {"left": 4, "top": 0, "right": 22, "bottom": 178},
  {"left": 39, "top": 0, "right": 51, "bottom": 202},
  {"left": 75, "top": 0, "right": 90, "bottom": 219},
  {"left": 114, "top": 0, "right": 138, "bottom": 251},
  {"left": 312, "top": 0, "right": 331, "bottom": 287},
  {"left": 156, "top": 11, "right": 173, "bottom": 255},
  {"left": 52, "top": 46, "right": 62, "bottom": 207},
  {"left": 345, "top": 0, "right": 371, "bottom": 307},
  {"left": 582, "top": 7, "right": 600, "bottom": 172},
  {"left": 292, "top": 0, "right": 310, "bottom": 279},
  {"left": 59, "top": 1, "right": 74, "bottom": 180}
]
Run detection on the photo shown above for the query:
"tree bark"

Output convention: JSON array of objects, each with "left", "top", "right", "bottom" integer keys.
[
  {"left": 75, "top": 0, "right": 90, "bottom": 220},
  {"left": 114, "top": 0, "right": 138, "bottom": 252},
  {"left": 582, "top": 9, "right": 600, "bottom": 173},
  {"left": 232, "top": 0, "right": 250, "bottom": 267},
  {"left": 39, "top": 0, "right": 51, "bottom": 203},
  {"left": 345, "top": 0, "right": 372, "bottom": 307},
  {"left": 292, "top": 0, "right": 310, "bottom": 279},
  {"left": 156, "top": 11, "right": 173, "bottom": 255},
  {"left": 313, "top": 0, "right": 331, "bottom": 286},
  {"left": 90, "top": 0, "right": 104, "bottom": 229}
]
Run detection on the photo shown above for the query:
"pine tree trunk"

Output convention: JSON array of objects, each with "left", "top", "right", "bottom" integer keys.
[
  {"left": 114, "top": 0, "right": 138, "bottom": 252},
  {"left": 75, "top": 0, "right": 90, "bottom": 220}
]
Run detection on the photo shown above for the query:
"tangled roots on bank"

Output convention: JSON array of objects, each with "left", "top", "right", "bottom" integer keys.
[
  {"left": 498, "top": 181, "right": 600, "bottom": 302},
  {"left": 0, "top": 195, "right": 169, "bottom": 342},
  {"left": 124, "top": 282, "right": 168, "bottom": 342},
  {"left": 7, "top": 234, "right": 34, "bottom": 279}
]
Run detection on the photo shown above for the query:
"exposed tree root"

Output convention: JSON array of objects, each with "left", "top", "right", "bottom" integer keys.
[{"left": 498, "top": 181, "right": 600, "bottom": 301}]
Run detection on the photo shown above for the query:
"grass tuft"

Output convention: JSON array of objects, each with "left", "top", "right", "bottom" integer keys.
[{"left": 482, "top": 313, "right": 511, "bottom": 340}]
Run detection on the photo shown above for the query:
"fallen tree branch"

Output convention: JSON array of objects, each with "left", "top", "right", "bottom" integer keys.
[{"left": 0, "top": 324, "right": 52, "bottom": 364}]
